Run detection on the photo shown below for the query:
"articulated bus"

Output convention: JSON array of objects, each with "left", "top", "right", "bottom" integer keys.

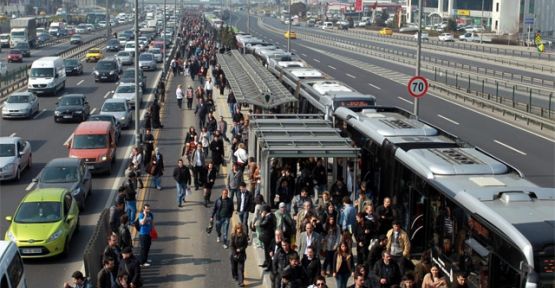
[
  {"left": 335, "top": 106, "right": 555, "bottom": 288},
  {"left": 86, "top": 12, "right": 106, "bottom": 25}
]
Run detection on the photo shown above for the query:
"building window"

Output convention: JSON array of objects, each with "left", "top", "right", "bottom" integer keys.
[
  {"left": 496, "top": 2, "right": 499, "bottom": 12},
  {"left": 495, "top": 20, "right": 498, "bottom": 30}
]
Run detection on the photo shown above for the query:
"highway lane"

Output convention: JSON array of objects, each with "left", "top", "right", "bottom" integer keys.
[
  {"left": 0, "top": 24, "right": 132, "bottom": 76},
  {"left": 261, "top": 16, "right": 555, "bottom": 84},
  {"left": 0, "top": 47, "right": 163, "bottom": 286},
  {"left": 234, "top": 13, "right": 555, "bottom": 187}
]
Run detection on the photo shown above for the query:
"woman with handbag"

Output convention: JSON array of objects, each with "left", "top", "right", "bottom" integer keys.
[{"left": 230, "top": 223, "right": 248, "bottom": 287}]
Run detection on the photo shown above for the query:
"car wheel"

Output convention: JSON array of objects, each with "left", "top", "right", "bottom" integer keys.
[
  {"left": 81, "top": 114, "right": 86, "bottom": 122},
  {"left": 62, "top": 236, "right": 71, "bottom": 258},
  {"left": 27, "top": 154, "right": 32, "bottom": 169},
  {"left": 78, "top": 199, "right": 85, "bottom": 211},
  {"left": 75, "top": 217, "right": 80, "bottom": 233},
  {"left": 15, "top": 167, "right": 21, "bottom": 182}
]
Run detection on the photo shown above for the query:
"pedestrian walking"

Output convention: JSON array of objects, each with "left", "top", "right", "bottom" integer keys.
[
  {"left": 203, "top": 162, "right": 217, "bottom": 207},
  {"left": 237, "top": 182, "right": 254, "bottom": 234},
  {"left": 206, "top": 113, "right": 218, "bottom": 140},
  {"left": 186, "top": 85, "right": 194, "bottom": 109},
  {"left": 259, "top": 205, "right": 276, "bottom": 269},
  {"left": 147, "top": 148, "right": 164, "bottom": 190},
  {"left": 191, "top": 143, "right": 205, "bottom": 190},
  {"left": 218, "top": 74, "right": 226, "bottom": 96},
  {"left": 227, "top": 163, "right": 242, "bottom": 202},
  {"left": 143, "top": 129, "right": 154, "bottom": 166},
  {"left": 130, "top": 147, "right": 144, "bottom": 189},
  {"left": 173, "top": 159, "right": 191, "bottom": 207},
  {"left": 176, "top": 84, "right": 184, "bottom": 109},
  {"left": 138, "top": 204, "right": 154, "bottom": 267},
  {"left": 209, "top": 132, "right": 224, "bottom": 173},
  {"left": 230, "top": 223, "right": 249, "bottom": 287},
  {"left": 194, "top": 98, "right": 208, "bottom": 130},
  {"left": 170, "top": 57, "right": 177, "bottom": 75},
  {"left": 218, "top": 115, "right": 230, "bottom": 142},
  {"left": 333, "top": 241, "right": 355, "bottom": 288},
  {"left": 204, "top": 76, "right": 213, "bottom": 98},
  {"left": 150, "top": 100, "right": 163, "bottom": 129},
  {"left": 211, "top": 189, "right": 234, "bottom": 248},
  {"left": 227, "top": 91, "right": 237, "bottom": 117}
]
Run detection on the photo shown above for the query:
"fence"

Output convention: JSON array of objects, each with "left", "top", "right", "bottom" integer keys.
[{"left": 82, "top": 208, "right": 110, "bottom": 287}]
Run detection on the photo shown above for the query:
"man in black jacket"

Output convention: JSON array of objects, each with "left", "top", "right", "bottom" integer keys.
[
  {"left": 301, "top": 246, "right": 321, "bottom": 284},
  {"left": 211, "top": 189, "right": 234, "bottom": 248},
  {"left": 281, "top": 253, "right": 309, "bottom": 288},
  {"left": 259, "top": 205, "right": 276, "bottom": 269},
  {"left": 173, "top": 159, "right": 191, "bottom": 207},
  {"left": 353, "top": 212, "right": 373, "bottom": 266},
  {"left": 373, "top": 251, "right": 401, "bottom": 288},
  {"left": 109, "top": 200, "right": 125, "bottom": 235},
  {"left": 236, "top": 182, "right": 253, "bottom": 234},
  {"left": 271, "top": 239, "right": 297, "bottom": 288},
  {"left": 118, "top": 247, "right": 142, "bottom": 288},
  {"left": 103, "top": 234, "right": 121, "bottom": 278},
  {"left": 97, "top": 257, "right": 115, "bottom": 288}
]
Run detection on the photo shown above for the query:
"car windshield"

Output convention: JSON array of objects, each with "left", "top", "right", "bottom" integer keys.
[
  {"left": 14, "top": 202, "right": 61, "bottom": 223},
  {"left": 71, "top": 36, "right": 81, "bottom": 39},
  {"left": 149, "top": 49, "right": 160, "bottom": 54},
  {"left": 102, "top": 102, "right": 126, "bottom": 112},
  {"left": 108, "top": 39, "right": 119, "bottom": 45},
  {"left": 117, "top": 52, "right": 130, "bottom": 57},
  {"left": 64, "top": 59, "right": 78, "bottom": 66},
  {"left": 9, "top": 50, "right": 21, "bottom": 55},
  {"left": 0, "top": 144, "right": 16, "bottom": 157},
  {"left": 15, "top": 43, "right": 29, "bottom": 49},
  {"left": 59, "top": 97, "right": 82, "bottom": 106},
  {"left": 41, "top": 166, "right": 78, "bottom": 183},
  {"left": 7, "top": 95, "right": 30, "bottom": 103},
  {"left": 30, "top": 68, "right": 54, "bottom": 78},
  {"left": 11, "top": 31, "right": 25, "bottom": 37},
  {"left": 122, "top": 70, "right": 134, "bottom": 78},
  {"left": 116, "top": 85, "right": 134, "bottom": 93},
  {"left": 88, "top": 49, "right": 100, "bottom": 54},
  {"left": 139, "top": 54, "right": 153, "bottom": 60},
  {"left": 96, "top": 62, "right": 116, "bottom": 70},
  {"left": 72, "top": 134, "right": 107, "bottom": 149}
]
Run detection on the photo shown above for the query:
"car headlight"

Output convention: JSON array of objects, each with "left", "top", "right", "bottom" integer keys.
[
  {"left": 47, "top": 228, "right": 63, "bottom": 242},
  {"left": 75, "top": 110, "right": 83, "bottom": 114},
  {"left": 3, "top": 163, "right": 15, "bottom": 172},
  {"left": 100, "top": 155, "right": 108, "bottom": 161},
  {"left": 54, "top": 110, "right": 61, "bottom": 116},
  {"left": 120, "top": 116, "right": 126, "bottom": 120},
  {"left": 93, "top": 71, "right": 99, "bottom": 75},
  {"left": 6, "top": 231, "right": 16, "bottom": 242},
  {"left": 71, "top": 187, "right": 81, "bottom": 196},
  {"left": 109, "top": 71, "right": 115, "bottom": 75},
  {"left": 28, "top": 84, "right": 33, "bottom": 89}
]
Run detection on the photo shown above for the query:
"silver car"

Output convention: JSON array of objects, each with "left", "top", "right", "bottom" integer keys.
[
  {"left": 116, "top": 51, "right": 133, "bottom": 65},
  {"left": 100, "top": 98, "right": 133, "bottom": 129},
  {"left": 138, "top": 52, "right": 157, "bottom": 71},
  {"left": 113, "top": 83, "right": 142, "bottom": 108},
  {"left": 0, "top": 136, "right": 32, "bottom": 181},
  {"left": 148, "top": 48, "right": 163, "bottom": 63},
  {"left": 34, "top": 157, "right": 92, "bottom": 210},
  {"left": 1, "top": 92, "right": 39, "bottom": 119}
]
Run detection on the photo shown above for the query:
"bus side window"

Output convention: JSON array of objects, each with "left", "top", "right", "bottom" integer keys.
[
  {"left": 7, "top": 253, "right": 24, "bottom": 288},
  {"left": 1, "top": 275, "right": 8, "bottom": 288}
]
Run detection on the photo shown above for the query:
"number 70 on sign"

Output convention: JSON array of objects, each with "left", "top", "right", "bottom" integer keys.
[{"left": 407, "top": 76, "right": 429, "bottom": 98}]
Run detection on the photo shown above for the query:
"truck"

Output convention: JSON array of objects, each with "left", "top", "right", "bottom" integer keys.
[
  {"left": 48, "top": 22, "right": 66, "bottom": 37},
  {"left": 9, "top": 17, "right": 37, "bottom": 48}
]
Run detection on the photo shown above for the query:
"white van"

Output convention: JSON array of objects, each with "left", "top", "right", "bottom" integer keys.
[
  {"left": 0, "top": 241, "right": 27, "bottom": 288},
  {"left": 28, "top": 57, "right": 66, "bottom": 95},
  {"left": 124, "top": 41, "right": 136, "bottom": 56},
  {"left": 322, "top": 22, "right": 334, "bottom": 30}
]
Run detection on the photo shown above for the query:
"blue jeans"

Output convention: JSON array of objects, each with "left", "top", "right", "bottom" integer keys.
[
  {"left": 335, "top": 273, "right": 349, "bottom": 288},
  {"left": 229, "top": 188, "right": 239, "bottom": 203},
  {"left": 216, "top": 217, "right": 230, "bottom": 244},
  {"left": 176, "top": 182, "right": 186, "bottom": 205},
  {"left": 153, "top": 175, "right": 161, "bottom": 189},
  {"left": 125, "top": 200, "right": 137, "bottom": 223},
  {"left": 238, "top": 211, "right": 249, "bottom": 234}
]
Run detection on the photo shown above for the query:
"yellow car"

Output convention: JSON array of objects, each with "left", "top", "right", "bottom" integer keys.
[
  {"left": 85, "top": 48, "right": 103, "bottom": 62},
  {"left": 5, "top": 188, "right": 80, "bottom": 258},
  {"left": 284, "top": 31, "right": 297, "bottom": 39},
  {"left": 378, "top": 28, "right": 393, "bottom": 36}
]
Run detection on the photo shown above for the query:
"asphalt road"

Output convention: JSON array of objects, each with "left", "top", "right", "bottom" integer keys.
[
  {"left": 234, "top": 13, "right": 555, "bottom": 187},
  {"left": 0, "top": 43, "right": 163, "bottom": 286},
  {"left": 0, "top": 24, "right": 132, "bottom": 76},
  {"left": 262, "top": 17, "right": 554, "bottom": 83}
]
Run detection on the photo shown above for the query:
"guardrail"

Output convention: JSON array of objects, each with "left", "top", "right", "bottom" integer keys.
[
  {"left": 0, "top": 36, "right": 105, "bottom": 98},
  {"left": 257, "top": 18, "right": 555, "bottom": 132}
]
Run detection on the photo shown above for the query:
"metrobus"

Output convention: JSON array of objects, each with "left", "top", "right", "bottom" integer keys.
[
  {"left": 334, "top": 106, "right": 555, "bottom": 288},
  {"left": 86, "top": 12, "right": 106, "bottom": 25}
]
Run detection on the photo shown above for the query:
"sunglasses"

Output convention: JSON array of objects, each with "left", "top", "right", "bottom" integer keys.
[{"left": 316, "top": 283, "right": 325, "bottom": 286}]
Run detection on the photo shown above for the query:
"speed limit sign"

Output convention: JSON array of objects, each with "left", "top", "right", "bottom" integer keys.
[{"left": 407, "top": 76, "right": 429, "bottom": 98}]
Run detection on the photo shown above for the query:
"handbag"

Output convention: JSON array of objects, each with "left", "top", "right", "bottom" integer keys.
[
  {"left": 150, "top": 226, "right": 158, "bottom": 240},
  {"left": 186, "top": 187, "right": 192, "bottom": 196}
]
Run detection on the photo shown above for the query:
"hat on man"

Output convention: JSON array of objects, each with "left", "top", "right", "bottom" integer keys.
[{"left": 279, "top": 202, "right": 286, "bottom": 209}]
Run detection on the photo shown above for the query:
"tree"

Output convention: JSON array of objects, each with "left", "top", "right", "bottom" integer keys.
[
  {"left": 290, "top": 2, "right": 307, "bottom": 18},
  {"left": 376, "top": 11, "right": 389, "bottom": 27},
  {"left": 447, "top": 18, "right": 457, "bottom": 32}
]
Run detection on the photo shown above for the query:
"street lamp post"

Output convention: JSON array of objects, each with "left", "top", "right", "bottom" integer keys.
[
  {"left": 163, "top": 0, "right": 167, "bottom": 77},
  {"left": 106, "top": 0, "right": 111, "bottom": 39},
  {"left": 479, "top": 0, "right": 484, "bottom": 44},
  {"left": 287, "top": 0, "right": 291, "bottom": 52},
  {"left": 413, "top": 0, "right": 423, "bottom": 118},
  {"left": 134, "top": 0, "right": 140, "bottom": 145},
  {"left": 247, "top": 0, "right": 250, "bottom": 34}
]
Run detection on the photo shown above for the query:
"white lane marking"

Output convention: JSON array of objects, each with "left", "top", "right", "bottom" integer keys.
[
  {"left": 302, "top": 53, "right": 307, "bottom": 56},
  {"left": 25, "top": 182, "right": 36, "bottom": 191},
  {"left": 9, "top": 133, "right": 16, "bottom": 137},
  {"left": 346, "top": 73, "right": 356, "bottom": 79},
  {"left": 76, "top": 80, "right": 84, "bottom": 86},
  {"left": 33, "top": 109, "right": 46, "bottom": 120},
  {"left": 90, "top": 108, "right": 97, "bottom": 114},
  {"left": 368, "top": 83, "right": 381, "bottom": 90},
  {"left": 494, "top": 140, "right": 527, "bottom": 155},
  {"left": 328, "top": 65, "right": 336, "bottom": 70},
  {"left": 291, "top": 49, "right": 297, "bottom": 52},
  {"left": 397, "top": 96, "right": 412, "bottom": 105},
  {"left": 437, "top": 114, "right": 460, "bottom": 125},
  {"left": 103, "top": 91, "right": 111, "bottom": 98},
  {"left": 313, "top": 58, "right": 320, "bottom": 63}
]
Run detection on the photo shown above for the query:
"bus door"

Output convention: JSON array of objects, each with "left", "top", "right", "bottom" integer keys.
[
  {"left": 408, "top": 185, "right": 430, "bottom": 255},
  {"left": 489, "top": 253, "right": 524, "bottom": 288}
]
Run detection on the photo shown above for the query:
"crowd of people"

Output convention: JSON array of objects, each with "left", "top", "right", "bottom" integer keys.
[{"left": 63, "top": 12, "right": 471, "bottom": 288}]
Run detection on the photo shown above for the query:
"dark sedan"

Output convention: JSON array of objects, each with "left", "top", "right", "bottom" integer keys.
[
  {"left": 14, "top": 42, "right": 30, "bottom": 57},
  {"left": 34, "top": 157, "right": 92, "bottom": 210},
  {"left": 120, "top": 68, "right": 146, "bottom": 91},
  {"left": 7, "top": 49, "right": 23, "bottom": 62},
  {"left": 93, "top": 59, "right": 120, "bottom": 82},
  {"left": 54, "top": 94, "right": 90, "bottom": 123},
  {"left": 64, "top": 58, "right": 83, "bottom": 76},
  {"left": 106, "top": 38, "right": 120, "bottom": 52}
]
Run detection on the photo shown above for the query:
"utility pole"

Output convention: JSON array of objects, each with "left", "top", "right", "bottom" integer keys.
[
  {"left": 247, "top": 0, "right": 250, "bottom": 34},
  {"left": 479, "top": 0, "right": 484, "bottom": 44},
  {"left": 413, "top": 0, "right": 423, "bottom": 118},
  {"left": 134, "top": 0, "right": 140, "bottom": 146},
  {"left": 163, "top": 0, "right": 167, "bottom": 77},
  {"left": 106, "top": 0, "right": 111, "bottom": 39},
  {"left": 287, "top": 0, "right": 291, "bottom": 52}
]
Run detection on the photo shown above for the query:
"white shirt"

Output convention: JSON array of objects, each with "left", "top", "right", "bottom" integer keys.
[
  {"left": 176, "top": 87, "right": 184, "bottom": 99},
  {"left": 240, "top": 191, "right": 247, "bottom": 212},
  {"left": 204, "top": 80, "right": 213, "bottom": 91}
]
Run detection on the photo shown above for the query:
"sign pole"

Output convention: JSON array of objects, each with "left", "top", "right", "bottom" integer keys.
[{"left": 414, "top": 0, "right": 423, "bottom": 119}]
